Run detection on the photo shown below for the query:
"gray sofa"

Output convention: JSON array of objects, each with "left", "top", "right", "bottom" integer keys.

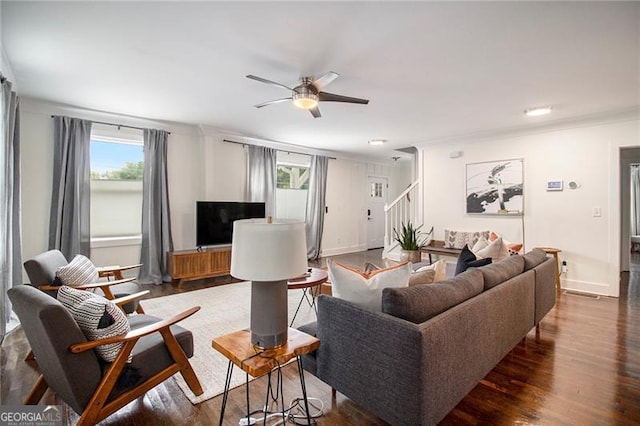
[{"left": 300, "top": 249, "right": 556, "bottom": 425}]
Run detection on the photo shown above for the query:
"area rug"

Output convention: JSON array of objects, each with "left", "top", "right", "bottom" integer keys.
[{"left": 140, "top": 282, "right": 317, "bottom": 404}]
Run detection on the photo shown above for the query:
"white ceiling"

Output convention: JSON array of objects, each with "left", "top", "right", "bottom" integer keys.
[{"left": 2, "top": 1, "right": 639, "bottom": 158}]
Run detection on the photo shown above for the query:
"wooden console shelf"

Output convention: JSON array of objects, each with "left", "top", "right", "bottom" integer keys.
[
  {"left": 421, "top": 239, "right": 462, "bottom": 263},
  {"left": 168, "top": 247, "right": 231, "bottom": 289}
]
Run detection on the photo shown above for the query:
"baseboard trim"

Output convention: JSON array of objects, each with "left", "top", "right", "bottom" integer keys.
[
  {"left": 561, "top": 278, "right": 613, "bottom": 297},
  {"left": 321, "top": 245, "right": 367, "bottom": 257}
]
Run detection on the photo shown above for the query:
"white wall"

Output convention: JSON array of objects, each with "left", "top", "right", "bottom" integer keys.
[
  {"left": 203, "top": 137, "right": 247, "bottom": 202},
  {"left": 420, "top": 118, "right": 640, "bottom": 296},
  {"left": 388, "top": 160, "right": 413, "bottom": 202}
]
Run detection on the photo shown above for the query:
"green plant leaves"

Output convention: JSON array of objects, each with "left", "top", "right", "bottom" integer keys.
[{"left": 393, "top": 222, "right": 432, "bottom": 250}]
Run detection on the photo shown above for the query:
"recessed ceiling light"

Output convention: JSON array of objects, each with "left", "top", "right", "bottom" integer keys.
[
  {"left": 369, "top": 139, "right": 386, "bottom": 146},
  {"left": 524, "top": 106, "right": 553, "bottom": 116}
]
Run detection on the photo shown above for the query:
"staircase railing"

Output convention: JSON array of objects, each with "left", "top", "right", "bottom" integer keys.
[{"left": 383, "top": 180, "right": 420, "bottom": 258}]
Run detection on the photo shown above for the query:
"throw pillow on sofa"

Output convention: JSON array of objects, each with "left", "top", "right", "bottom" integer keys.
[
  {"left": 414, "top": 259, "right": 447, "bottom": 284},
  {"left": 489, "top": 232, "right": 523, "bottom": 254},
  {"left": 57, "top": 285, "right": 131, "bottom": 362},
  {"left": 327, "top": 259, "right": 411, "bottom": 311},
  {"left": 455, "top": 245, "right": 492, "bottom": 275},
  {"left": 474, "top": 236, "right": 509, "bottom": 261}
]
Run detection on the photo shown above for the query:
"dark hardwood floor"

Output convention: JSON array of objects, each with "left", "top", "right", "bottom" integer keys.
[{"left": 2, "top": 248, "right": 640, "bottom": 425}]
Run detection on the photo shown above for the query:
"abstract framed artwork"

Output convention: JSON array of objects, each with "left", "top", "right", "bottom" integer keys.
[{"left": 466, "top": 159, "right": 524, "bottom": 215}]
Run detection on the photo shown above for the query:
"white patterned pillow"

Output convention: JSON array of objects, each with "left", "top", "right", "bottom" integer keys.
[
  {"left": 474, "top": 236, "right": 510, "bottom": 261},
  {"left": 56, "top": 254, "right": 99, "bottom": 287},
  {"left": 444, "top": 230, "right": 490, "bottom": 249},
  {"left": 415, "top": 259, "right": 448, "bottom": 283},
  {"left": 328, "top": 260, "right": 411, "bottom": 311},
  {"left": 57, "top": 286, "right": 131, "bottom": 362}
]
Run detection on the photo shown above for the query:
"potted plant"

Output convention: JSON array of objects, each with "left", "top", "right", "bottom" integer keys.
[{"left": 393, "top": 222, "right": 433, "bottom": 263}]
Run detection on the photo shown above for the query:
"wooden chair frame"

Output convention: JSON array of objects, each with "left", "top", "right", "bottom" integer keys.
[
  {"left": 24, "top": 287, "right": 150, "bottom": 361},
  {"left": 24, "top": 301, "right": 203, "bottom": 426}
]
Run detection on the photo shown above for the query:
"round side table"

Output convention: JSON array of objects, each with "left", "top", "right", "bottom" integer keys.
[
  {"left": 287, "top": 268, "right": 328, "bottom": 326},
  {"left": 536, "top": 247, "right": 562, "bottom": 293}
]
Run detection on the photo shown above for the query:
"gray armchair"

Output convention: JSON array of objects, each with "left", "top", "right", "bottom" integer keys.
[
  {"left": 24, "top": 249, "right": 144, "bottom": 314},
  {"left": 8, "top": 285, "right": 203, "bottom": 426}
]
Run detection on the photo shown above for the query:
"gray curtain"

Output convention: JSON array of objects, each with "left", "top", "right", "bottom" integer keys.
[
  {"left": 631, "top": 165, "right": 640, "bottom": 236},
  {"left": 138, "top": 129, "right": 173, "bottom": 284},
  {"left": 49, "top": 116, "right": 92, "bottom": 259},
  {"left": 305, "top": 155, "right": 329, "bottom": 260},
  {"left": 1, "top": 76, "right": 21, "bottom": 340},
  {"left": 246, "top": 145, "right": 277, "bottom": 217}
]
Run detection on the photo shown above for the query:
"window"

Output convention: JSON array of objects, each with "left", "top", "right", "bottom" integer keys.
[
  {"left": 275, "top": 152, "right": 310, "bottom": 220},
  {"left": 89, "top": 127, "right": 144, "bottom": 240},
  {"left": 277, "top": 165, "right": 310, "bottom": 189}
]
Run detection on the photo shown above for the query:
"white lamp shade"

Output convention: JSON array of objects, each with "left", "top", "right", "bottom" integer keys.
[{"left": 230, "top": 219, "right": 308, "bottom": 281}]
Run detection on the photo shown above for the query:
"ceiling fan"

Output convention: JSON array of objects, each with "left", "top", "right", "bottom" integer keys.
[{"left": 246, "top": 71, "right": 369, "bottom": 118}]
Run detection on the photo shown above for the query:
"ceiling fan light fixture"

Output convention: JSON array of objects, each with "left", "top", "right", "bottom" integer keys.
[
  {"left": 524, "top": 105, "right": 553, "bottom": 116},
  {"left": 292, "top": 92, "right": 319, "bottom": 109}
]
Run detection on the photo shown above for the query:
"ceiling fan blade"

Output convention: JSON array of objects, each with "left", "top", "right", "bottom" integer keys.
[
  {"left": 309, "top": 106, "right": 321, "bottom": 118},
  {"left": 319, "top": 91, "right": 369, "bottom": 104},
  {"left": 253, "top": 97, "right": 292, "bottom": 108},
  {"left": 312, "top": 71, "right": 339, "bottom": 90},
  {"left": 246, "top": 75, "right": 293, "bottom": 91}
]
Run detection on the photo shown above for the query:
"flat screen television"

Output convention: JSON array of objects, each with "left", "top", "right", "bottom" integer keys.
[{"left": 196, "top": 201, "right": 266, "bottom": 247}]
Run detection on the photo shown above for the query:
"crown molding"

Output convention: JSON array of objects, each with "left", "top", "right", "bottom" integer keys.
[
  {"left": 414, "top": 106, "right": 640, "bottom": 148},
  {"left": 20, "top": 97, "right": 202, "bottom": 136},
  {"left": 199, "top": 124, "right": 409, "bottom": 165}
]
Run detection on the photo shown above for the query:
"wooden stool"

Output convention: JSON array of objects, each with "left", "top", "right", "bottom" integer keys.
[{"left": 537, "top": 247, "right": 562, "bottom": 292}]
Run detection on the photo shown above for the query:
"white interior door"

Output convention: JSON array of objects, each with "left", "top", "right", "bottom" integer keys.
[{"left": 367, "top": 177, "right": 387, "bottom": 249}]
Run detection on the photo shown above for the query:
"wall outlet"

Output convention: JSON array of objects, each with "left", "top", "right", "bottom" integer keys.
[
  {"left": 561, "top": 260, "right": 568, "bottom": 275},
  {"left": 593, "top": 207, "right": 602, "bottom": 217}
]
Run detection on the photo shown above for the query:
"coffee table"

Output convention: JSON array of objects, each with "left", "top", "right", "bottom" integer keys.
[{"left": 288, "top": 268, "right": 328, "bottom": 326}]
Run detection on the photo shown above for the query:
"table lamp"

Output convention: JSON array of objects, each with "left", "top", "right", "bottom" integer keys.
[{"left": 231, "top": 218, "right": 308, "bottom": 349}]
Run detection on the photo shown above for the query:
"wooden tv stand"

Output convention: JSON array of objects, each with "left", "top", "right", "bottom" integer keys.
[{"left": 168, "top": 247, "right": 231, "bottom": 289}]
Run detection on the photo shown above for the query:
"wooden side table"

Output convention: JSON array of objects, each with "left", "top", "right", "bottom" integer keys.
[
  {"left": 537, "top": 247, "right": 562, "bottom": 292},
  {"left": 288, "top": 268, "right": 328, "bottom": 326},
  {"left": 212, "top": 328, "right": 320, "bottom": 425}
]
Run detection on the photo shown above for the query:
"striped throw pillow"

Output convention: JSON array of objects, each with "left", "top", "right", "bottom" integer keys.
[
  {"left": 57, "top": 286, "right": 131, "bottom": 362},
  {"left": 56, "top": 254, "right": 99, "bottom": 287}
]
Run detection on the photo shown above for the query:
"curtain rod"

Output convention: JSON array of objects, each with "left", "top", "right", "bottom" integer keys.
[
  {"left": 222, "top": 139, "right": 336, "bottom": 160},
  {"left": 51, "top": 115, "right": 171, "bottom": 134}
]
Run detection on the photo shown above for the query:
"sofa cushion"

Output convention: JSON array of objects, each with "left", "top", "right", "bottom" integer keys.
[
  {"left": 409, "top": 269, "right": 436, "bottom": 286},
  {"left": 57, "top": 285, "right": 131, "bottom": 362},
  {"left": 470, "top": 237, "right": 489, "bottom": 253},
  {"left": 328, "top": 259, "right": 411, "bottom": 311},
  {"left": 444, "top": 229, "right": 490, "bottom": 249},
  {"left": 56, "top": 254, "right": 99, "bottom": 287},
  {"left": 455, "top": 245, "right": 492, "bottom": 275},
  {"left": 297, "top": 321, "right": 319, "bottom": 375},
  {"left": 479, "top": 255, "right": 525, "bottom": 290},
  {"left": 490, "top": 231, "right": 523, "bottom": 254},
  {"left": 382, "top": 268, "right": 484, "bottom": 324},
  {"left": 523, "top": 248, "right": 548, "bottom": 271}
]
